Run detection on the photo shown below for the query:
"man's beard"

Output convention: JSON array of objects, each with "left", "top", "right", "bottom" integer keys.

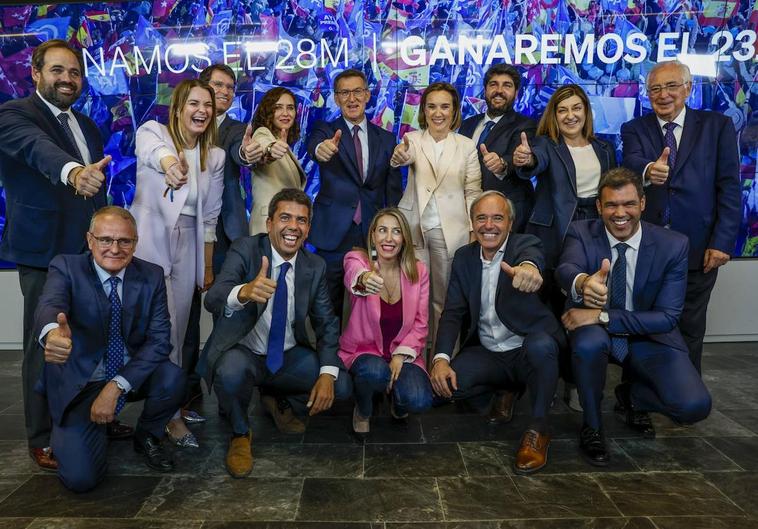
[{"left": 39, "top": 80, "right": 80, "bottom": 110}]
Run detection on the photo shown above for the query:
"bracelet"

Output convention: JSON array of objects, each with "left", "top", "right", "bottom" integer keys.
[{"left": 265, "top": 141, "right": 277, "bottom": 156}]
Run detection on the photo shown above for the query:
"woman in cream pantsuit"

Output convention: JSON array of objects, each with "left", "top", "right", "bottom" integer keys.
[
  {"left": 248, "top": 87, "right": 306, "bottom": 235},
  {"left": 391, "top": 82, "right": 482, "bottom": 356},
  {"left": 132, "top": 79, "right": 225, "bottom": 447}
]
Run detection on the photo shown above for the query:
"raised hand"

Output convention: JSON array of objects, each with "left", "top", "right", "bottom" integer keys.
[
  {"left": 267, "top": 136, "right": 290, "bottom": 161},
  {"left": 241, "top": 123, "right": 263, "bottom": 164},
  {"left": 580, "top": 258, "right": 610, "bottom": 308},
  {"left": 391, "top": 135, "right": 412, "bottom": 166},
  {"left": 647, "top": 147, "right": 670, "bottom": 185},
  {"left": 512, "top": 132, "right": 533, "bottom": 167},
  {"left": 72, "top": 155, "right": 111, "bottom": 197},
  {"left": 480, "top": 144, "right": 505, "bottom": 174},
  {"left": 360, "top": 261, "right": 385, "bottom": 295},
  {"left": 44, "top": 312, "right": 73, "bottom": 364},
  {"left": 501, "top": 261, "right": 542, "bottom": 293},
  {"left": 238, "top": 256, "right": 277, "bottom": 304},
  {"left": 165, "top": 151, "right": 189, "bottom": 190},
  {"left": 315, "top": 129, "right": 342, "bottom": 162}
]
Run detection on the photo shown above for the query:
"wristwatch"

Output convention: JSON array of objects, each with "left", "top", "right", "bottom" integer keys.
[
  {"left": 113, "top": 379, "right": 128, "bottom": 394},
  {"left": 598, "top": 311, "right": 609, "bottom": 326}
]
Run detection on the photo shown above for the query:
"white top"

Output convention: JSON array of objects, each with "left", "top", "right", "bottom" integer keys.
[
  {"left": 420, "top": 137, "right": 446, "bottom": 232},
  {"left": 179, "top": 146, "right": 200, "bottom": 217},
  {"left": 568, "top": 144, "right": 602, "bottom": 198}
]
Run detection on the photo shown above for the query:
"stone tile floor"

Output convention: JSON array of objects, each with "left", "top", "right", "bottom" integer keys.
[{"left": 0, "top": 343, "right": 757, "bottom": 528}]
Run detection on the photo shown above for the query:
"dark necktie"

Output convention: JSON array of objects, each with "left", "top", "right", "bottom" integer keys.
[
  {"left": 57, "top": 113, "right": 84, "bottom": 162},
  {"left": 662, "top": 122, "right": 678, "bottom": 227},
  {"left": 610, "top": 243, "right": 629, "bottom": 363},
  {"left": 477, "top": 120, "right": 495, "bottom": 147},
  {"left": 352, "top": 125, "right": 364, "bottom": 224},
  {"left": 266, "top": 262, "right": 291, "bottom": 374},
  {"left": 105, "top": 276, "right": 126, "bottom": 414}
]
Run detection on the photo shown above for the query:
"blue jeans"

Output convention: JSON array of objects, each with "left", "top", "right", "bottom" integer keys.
[{"left": 350, "top": 354, "right": 433, "bottom": 417}]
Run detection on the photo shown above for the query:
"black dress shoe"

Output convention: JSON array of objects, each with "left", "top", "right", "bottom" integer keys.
[
  {"left": 614, "top": 383, "right": 656, "bottom": 439},
  {"left": 579, "top": 425, "right": 609, "bottom": 466},
  {"left": 133, "top": 433, "right": 175, "bottom": 472},
  {"left": 107, "top": 420, "right": 135, "bottom": 440}
]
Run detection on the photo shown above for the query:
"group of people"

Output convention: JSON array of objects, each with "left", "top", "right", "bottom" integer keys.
[{"left": 0, "top": 38, "right": 740, "bottom": 492}]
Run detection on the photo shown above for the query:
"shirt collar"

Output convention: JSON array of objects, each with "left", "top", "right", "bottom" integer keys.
[
  {"left": 656, "top": 106, "right": 686, "bottom": 130},
  {"left": 216, "top": 112, "right": 227, "bottom": 127},
  {"left": 605, "top": 223, "right": 643, "bottom": 252},
  {"left": 270, "top": 244, "right": 298, "bottom": 271},
  {"left": 343, "top": 116, "right": 367, "bottom": 133},
  {"left": 483, "top": 113, "right": 504, "bottom": 125},
  {"left": 92, "top": 258, "right": 127, "bottom": 286},
  {"left": 479, "top": 236, "right": 509, "bottom": 264},
  {"left": 37, "top": 90, "right": 72, "bottom": 119}
]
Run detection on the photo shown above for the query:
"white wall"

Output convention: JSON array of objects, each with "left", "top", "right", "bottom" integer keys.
[{"left": 0, "top": 260, "right": 756, "bottom": 348}]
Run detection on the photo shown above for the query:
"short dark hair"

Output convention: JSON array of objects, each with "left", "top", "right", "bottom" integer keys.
[
  {"left": 333, "top": 68, "right": 367, "bottom": 90},
  {"left": 483, "top": 63, "right": 521, "bottom": 92},
  {"left": 198, "top": 64, "right": 237, "bottom": 85},
  {"left": 597, "top": 167, "right": 645, "bottom": 200},
  {"left": 32, "top": 39, "right": 84, "bottom": 74},
  {"left": 267, "top": 188, "right": 312, "bottom": 220}
]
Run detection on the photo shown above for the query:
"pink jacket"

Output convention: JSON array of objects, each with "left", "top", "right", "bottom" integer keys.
[{"left": 338, "top": 250, "right": 430, "bottom": 373}]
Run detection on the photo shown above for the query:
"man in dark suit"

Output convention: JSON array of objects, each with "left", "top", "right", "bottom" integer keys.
[
  {"left": 458, "top": 64, "right": 536, "bottom": 233},
  {"left": 34, "top": 207, "right": 185, "bottom": 492},
  {"left": 307, "top": 69, "right": 402, "bottom": 321},
  {"left": 199, "top": 188, "right": 351, "bottom": 478},
  {"left": 620, "top": 60, "right": 740, "bottom": 373},
  {"left": 430, "top": 191, "right": 563, "bottom": 474},
  {"left": 557, "top": 168, "right": 711, "bottom": 466},
  {"left": 0, "top": 39, "right": 115, "bottom": 470}
]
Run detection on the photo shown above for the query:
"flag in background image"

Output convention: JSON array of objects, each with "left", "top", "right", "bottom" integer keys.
[{"left": 25, "top": 16, "right": 71, "bottom": 41}]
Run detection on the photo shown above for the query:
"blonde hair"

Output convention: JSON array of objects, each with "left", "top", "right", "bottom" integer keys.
[
  {"left": 536, "top": 84, "right": 594, "bottom": 143},
  {"left": 362, "top": 208, "right": 419, "bottom": 283},
  {"left": 167, "top": 79, "right": 218, "bottom": 171}
]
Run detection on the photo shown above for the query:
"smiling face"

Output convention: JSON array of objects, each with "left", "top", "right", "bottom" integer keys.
[
  {"left": 371, "top": 214, "right": 404, "bottom": 262},
  {"left": 273, "top": 93, "right": 296, "bottom": 137},
  {"left": 423, "top": 89, "right": 455, "bottom": 136},
  {"left": 555, "top": 94, "right": 587, "bottom": 142},
  {"left": 648, "top": 63, "right": 691, "bottom": 122},
  {"left": 208, "top": 69, "right": 235, "bottom": 115},
  {"left": 87, "top": 214, "right": 137, "bottom": 275},
  {"left": 472, "top": 194, "right": 512, "bottom": 260},
  {"left": 179, "top": 86, "right": 214, "bottom": 143},
  {"left": 597, "top": 183, "right": 646, "bottom": 242},
  {"left": 32, "top": 47, "right": 83, "bottom": 110},
  {"left": 484, "top": 73, "right": 516, "bottom": 117},
  {"left": 335, "top": 75, "right": 368, "bottom": 125},
  {"left": 266, "top": 200, "right": 311, "bottom": 260}
]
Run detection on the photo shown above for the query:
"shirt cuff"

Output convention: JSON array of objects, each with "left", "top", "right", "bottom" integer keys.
[
  {"left": 238, "top": 145, "right": 253, "bottom": 167},
  {"left": 350, "top": 268, "right": 371, "bottom": 296},
  {"left": 157, "top": 147, "right": 175, "bottom": 169},
  {"left": 204, "top": 226, "right": 218, "bottom": 243},
  {"left": 432, "top": 353, "right": 451, "bottom": 364},
  {"left": 642, "top": 162, "right": 653, "bottom": 185},
  {"left": 39, "top": 322, "right": 59, "bottom": 347},
  {"left": 319, "top": 366, "right": 339, "bottom": 380},
  {"left": 61, "top": 162, "right": 84, "bottom": 185},
  {"left": 112, "top": 375, "right": 132, "bottom": 394},
  {"left": 392, "top": 345, "right": 418, "bottom": 362},
  {"left": 226, "top": 284, "right": 248, "bottom": 313},
  {"left": 570, "top": 275, "right": 584, "bottom": 303}
]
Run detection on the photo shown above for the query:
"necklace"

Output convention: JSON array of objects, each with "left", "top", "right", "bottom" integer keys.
[{"left": 380, "top": 267, "right": 401, "bottom": 304}]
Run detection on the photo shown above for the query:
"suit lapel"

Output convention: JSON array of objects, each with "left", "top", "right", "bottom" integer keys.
[
  {"left": 590, "top": 220, "right": 612, "bottom": 268},
  {"left": 120, "top": 263, "right": 141, "bottom": 338},
  {"left": 485, "top": 112, "right": 516, "bottom": 150},
  {"left": 336, "top": 119, "right": 363, "bottom": 185},
  {"left": 632, "top": 227, "right": 655, "bottom": 307},
  {"left": 32, "top": 94, "right": 82, "bottom": 163},
  {"left": 365, "top": 122, "right": 380, "bottom": 185},
  {"left": 643, "top": 113, "right": 665, "bottom": 154},
  {"left": 468, "top": 246, "right": 483, "bottom": 330},
  {"left": 418, "top": 131, "right": 440, "bottom": 181},
  {"left": 216, "top": 118, "right": 231, "bottom": 148},
  {"left": 555, "top": 141, "right": 578, "bottom": 195},
  {"left": 673, "top": 108, "right": 698, "bottom": 179},
  {"left": 435, "top": 134, "right": 457, "bottom": 185},
  {"left": 87, "top": 258, "right": 111, "bottom": 339},
  {"left": 293, "top": 249, "right": 312, "bottom": 325}
]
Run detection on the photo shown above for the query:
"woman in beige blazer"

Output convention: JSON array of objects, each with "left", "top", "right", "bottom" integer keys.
[
  {"left": 391, "top": 82, "right": 482, "bottom": 354},
  {"left": 249, "top": 87, "right": 306, "bottom": 234}
]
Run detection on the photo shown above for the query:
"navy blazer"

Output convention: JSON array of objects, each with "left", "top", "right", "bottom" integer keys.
[
  {"left": 306, "top": 118, "right": 402, "bottom": 251},
  {"left": 621, "top": 107, "right": 740, "bottom": 269},
  {"left": 33, "top": 253, "right": 172, "bottom": 425},
  {"left": 517, "top": 135, "right": 616, "bottom": 268},
  {"left": 435, "top": 233, "right": 565, "bottom": 358},
  {"left": 459, "top": 109, "right": 536, "bottom": 232},
  {"left": 0, "top": 93, "right": 107, "bottom": 268},
  {"left": 199, "top": 234, "right": 342, "bottom": 384},
  {"left": 215, "top": 116, "right": 249, "bottom": 243},
  {"left": 555, "top": 219, "right": 689, "bottom": 350}
]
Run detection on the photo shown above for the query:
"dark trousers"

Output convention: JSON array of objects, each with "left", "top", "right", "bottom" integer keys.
[
  {"left": 52, "top": 361, "right": 185, "bottom": 493},
  {"left": 315, "top": 222, "right": 365, "bottom": 324},
  {"left": 182, "top": 288, "right": 203, "bottom": 402},
  {"left": 18, "top": 264, "right": 51, "bottom": 448},
  {"left": 571, "top": 325, "right": 711, "bottom": 431},
  {"left": 448, "top": 332, "right": 560, "bottom": 431},
  {"left": 680, "top": 268, "right": 719, "bottom": 374},
  {"left": 350, "top": 354, "right": 433, "bottom": 417},
  {"left": 213, "top": 344, "right": 353, "bottom": 435}
]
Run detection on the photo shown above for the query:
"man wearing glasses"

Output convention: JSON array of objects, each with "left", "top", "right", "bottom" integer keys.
[
  {"left": 34, "top": 206, "right": 185, "bottom": 491},
  {"left": 307, "top": 69, "right": 402, "bottom": 321},
  {"left": 620, "top": 60, "right": 740, "bottom": 375}
]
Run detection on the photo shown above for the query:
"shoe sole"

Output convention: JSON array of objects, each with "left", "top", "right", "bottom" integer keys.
[
  {"left": 512, "top": 446, "right": 549, "bottom": 475},
  {"left": 580, "top": 449, "right": 610, "bottom": 467},
  {"left": 225, "top": 462, "right": 253, "bottom": 479},
  {"left": 133, "top": 444, "right": 175, "bottom": 472}
]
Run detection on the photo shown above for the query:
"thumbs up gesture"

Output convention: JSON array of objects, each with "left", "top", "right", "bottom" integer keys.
[
  {"left": 579, "top": 258, "right": 610, "bottom": 308},
  {"left": 501, "top": 260, "right": 543, "bottom": 293},
  {"left": 315, "top": 129, "right": 342, "bottom": 162},
  {"left": 480, "top": 144, "right": 506, "bottom": 174},
  {"left": 238, "top": 256, "right": 278, "bottom": 304},
  {"left": 164, "top": 151, "right": 190, "bottom": 190},
  {"left": 646, "top": 147, "right": 670, "bottom": 186},
  {"left": 266, "top": 130, "right": 290, "bottom": 161},
  {"left": 512, "top": 132, "right": 534, "bottom": 168},
  {"left": 391, "top": 135, "right": 412, "bottom": 167},
  {"left": 72, "top": 155, "right": 111, "bottom": 197},
  {"left": 44, "top": 312, "right": 73, "bottom": 364},
  {"left": 241, "top": 123, "right": 263, "bottom": 164},
  {"left": 359, "top": 260, "right": 385, "bottom": 295}
]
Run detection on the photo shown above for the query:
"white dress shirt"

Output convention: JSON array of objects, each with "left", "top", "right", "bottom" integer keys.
[
  {"left": 37, "top": 90, "right": 91, "bottom": 184},
  {"left": 345, "top": 116, "right": 369, "bottom": 177},
  {"left": 420, "top": 136, "right": 446, "bottom": 232},
  {"left": 643, "top": 107, "right": 686, "bottom": 183}
]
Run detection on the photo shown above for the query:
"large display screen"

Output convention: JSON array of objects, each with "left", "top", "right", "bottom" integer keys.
[{"left": 0, "top": 0, "right": 756, "bottom": 267}]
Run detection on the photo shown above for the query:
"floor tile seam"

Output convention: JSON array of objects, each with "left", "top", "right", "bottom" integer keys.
[
  {"left": 132, "top": 474, "right": 172, "bottom": 519},
  {"left": 290, "top": 477, "right": 306, "bottom": 522},
  {"left": 608, "top": 437, "right": 643, "bottom": 472},
  {"left": 700, "top": 437, "right": 749, "bottom": 471},
  {"left": 0, "top": 474, "right": 34, "bottom": 507},
  {"left": 434, "top": 476, "right": 447, "bottom": 522},
  {"left": 455, "top": 442, "right": 471, "bottom": 478},
  {"left": 700, "top": 471, "right": 754, "bottom": 515},
  {"left": 586, "top": 473, "right": 625, "bottom": 518}
]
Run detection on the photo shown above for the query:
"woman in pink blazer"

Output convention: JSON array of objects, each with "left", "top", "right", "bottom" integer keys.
[
  {"left": 131, "top": 80, "right": 225, "bottom": 447},
  {"left": 339, "top": 208, "right": 433, "bottom": 437}
]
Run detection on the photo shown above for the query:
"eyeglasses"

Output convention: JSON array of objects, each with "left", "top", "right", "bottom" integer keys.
[
  {"left": 335, "top": 88, "right": 367, "bottom": 99},
  {"left": 209, "top": 80, "right": 235, "bottom": 92},
  {"left": 647, "top": 82, "right": 688, "bottom": 96},
  {"left": 89, "top": 233, "right": 137, "bottom": 249}
]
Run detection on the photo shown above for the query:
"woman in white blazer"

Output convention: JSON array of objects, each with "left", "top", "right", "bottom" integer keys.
[
  {"left": 131, "top": 79, "right": 225, "bottom": 447},
  {"left": 391, "top": 82, "right": 482, "bottom": 355}
]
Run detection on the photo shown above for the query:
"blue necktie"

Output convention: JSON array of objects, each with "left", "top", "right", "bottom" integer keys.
[
  {"left": 57, "top": 113, "right": 84, "bottom": 162},
  {"left": 662, "top": 122, "right": 678, "bottom": 227},
  {"left": 105, "top": 276, "right": 126, "bottom": 414},
  {"left": 266, "top": 262, "right": 291, "bottom": 374},
  {"left": 477, "top": 120, "right": 495, "bottom": 147},
  {"left": 610, "top": 243, "right": 629, "bottom": 363}
]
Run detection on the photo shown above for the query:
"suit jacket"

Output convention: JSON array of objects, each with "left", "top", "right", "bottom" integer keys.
[
  {"left": 307, "top": 118, "right": 402, "bottom": 250},
  {"left": 131, "top": 120, "right": 225, "bottom": 286},
  {"left": 338, "top": 251, "right": 429, "bottom": 372},
  {"left": 435, "top": 234, "right": 565, "bottom": 358},
  {"left": 396, "top": 130, "right": 482, "bottom": 255},
  {"left": 620, "top": 107, "right": 740, "bottom": 269},
  {"left": 518, "top": 135, "right": 617, "bottom": 268},
  {"left": 459, "top": 109, "right": 536, "bottom": 232},
  {"left": 199, "top": 234, "right": 341, "bottom": 384},
  {"left": 0, "top": 93, "right": 107, "bottom": 268},
  {"left": 249, "top": 126, "right": 305, "bottom": 235},
  {"left": 216, "top": 115, "right": 249, "bottom": 243},
  {"left": 33, "top": 253, "right": 172, "bottom": 425},
  {"left": 555, "top": 219, "right": 689, "bottom": 350}
]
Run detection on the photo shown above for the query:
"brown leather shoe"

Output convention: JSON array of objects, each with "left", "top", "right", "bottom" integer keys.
[
  {"left": 30, "top": 447, "right": 58, "bottom": 472},
  {"left": 488, "top": 391, "right": 517, "bottom": 423},
  {"left": 513, "top": 429, "right": 550, "bottom": 475},
  {"left": 225, "top": 432, "right": 253, "bottom": 478},
  {"left": 107, "top": 420, "right": 135, "bottom": 440},
  {"left": 262, "top": 396, "right": 305, "bottom": 434}
]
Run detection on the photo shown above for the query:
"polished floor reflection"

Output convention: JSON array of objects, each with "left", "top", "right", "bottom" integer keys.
[{"left": 0, "top": 343, "right": 757, "bottom": 528}]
